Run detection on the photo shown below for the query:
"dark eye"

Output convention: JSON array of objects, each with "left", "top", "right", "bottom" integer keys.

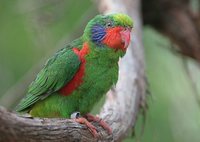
[{"left": 106, "top": 22, "right": 113, "bottom": 28}]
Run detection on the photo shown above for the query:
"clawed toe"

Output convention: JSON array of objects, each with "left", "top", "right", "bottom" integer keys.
[
  {"left": 72, "top": 112, "right": 112, "bottom": 137},
  {"left": 84, "top": 113, "right": 112, "bottom": 134},
  {"left": 74, "top": 117, "right": 99, "bottom": 138}
]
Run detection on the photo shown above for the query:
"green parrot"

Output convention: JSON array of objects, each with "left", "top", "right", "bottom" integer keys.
[{"left": 15, "top": 13, "right": 133, "bottom": 136}]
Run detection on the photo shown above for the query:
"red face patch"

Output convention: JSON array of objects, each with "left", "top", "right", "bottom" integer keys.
[{"left": 102, "top": 27, "right": 131, "bottom": 51}]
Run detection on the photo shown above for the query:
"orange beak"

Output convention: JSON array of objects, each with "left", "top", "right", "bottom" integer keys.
[{"left": 120, "top": 28, "right": 132, "bottom": 49}]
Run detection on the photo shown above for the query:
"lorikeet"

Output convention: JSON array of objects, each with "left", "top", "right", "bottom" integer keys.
[{"left": 15, "top": 13, "right": 133, "bottom": 136}]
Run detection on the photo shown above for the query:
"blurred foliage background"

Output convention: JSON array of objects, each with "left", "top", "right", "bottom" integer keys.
[
  {"left": 0, "top": 0, "right": 97, "bottom": 108},
  {"left": 0, "top": 0, "right": 200, "bottom": 142}
]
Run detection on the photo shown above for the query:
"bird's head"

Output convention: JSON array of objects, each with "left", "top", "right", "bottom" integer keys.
[{"left": 83, "top": 13, "right": 133, "bottom": 51}]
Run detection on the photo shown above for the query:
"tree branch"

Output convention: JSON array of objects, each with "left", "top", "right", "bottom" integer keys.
[
  {"left": 98, "top": 0, "right": 146, "bottom": 141},
  {"left": 0, "top": 106, "right": 112, "bottom": 142},
  {"left": 0, "top": 0, "right": 146, "bottom": 141}
]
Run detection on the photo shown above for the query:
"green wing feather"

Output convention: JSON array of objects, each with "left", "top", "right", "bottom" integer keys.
[{"left": 15, "top": 44, "right": 81, "bottom": 112}]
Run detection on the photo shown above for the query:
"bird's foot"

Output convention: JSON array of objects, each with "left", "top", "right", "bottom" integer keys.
[
  {"left": 71, "top": 112, "right": 98, "bottom": 137},
  {"left": 75, "top": 117, "right": 99, "bottom": 137},
  {"left": 84, "top": 113, "right": 112, "bottom": 134}
]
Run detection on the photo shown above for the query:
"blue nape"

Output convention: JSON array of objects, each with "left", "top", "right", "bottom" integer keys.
[{"left": 91, "top": 24, "right": 106, "bottom": 44}]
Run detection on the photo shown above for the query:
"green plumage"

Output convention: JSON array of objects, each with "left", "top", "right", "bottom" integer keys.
[{"left": 15, "top": 13, "right": 133, "bottom": 118}]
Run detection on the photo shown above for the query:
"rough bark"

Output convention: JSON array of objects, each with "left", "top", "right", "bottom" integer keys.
[
  {"left": 0, "top": 0, "right": 146, "bottom": 141},
  {"left": 0, "top": 106, "right": 112, "bottom": 142}
]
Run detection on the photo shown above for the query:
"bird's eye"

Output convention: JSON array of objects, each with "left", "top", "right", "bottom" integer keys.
[{"left": 106, "top": 22, "right": 113, "bottom": 28}]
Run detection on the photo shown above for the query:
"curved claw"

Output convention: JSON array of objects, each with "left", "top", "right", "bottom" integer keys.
[
  {"left": 84, "top": 113, "right": 112, "bottom": 134},
  {"left": 74, "top": 117, "right": 99, "bottom": 138},
  {"left": 98, "top": 119, "right": 112, "bottom": 134}
]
